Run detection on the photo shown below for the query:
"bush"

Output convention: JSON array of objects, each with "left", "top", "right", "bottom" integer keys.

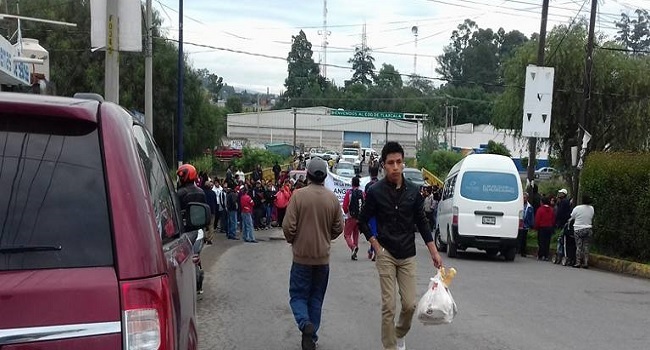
[
  {"left": 581, "top": 152, "right": 650, "bottom": 262},
  {"left": 416, "top": 150, "right": 464, "bottom": 178},
  {"left": 232, "top": 147, "right": 284, "bottom": 173}
]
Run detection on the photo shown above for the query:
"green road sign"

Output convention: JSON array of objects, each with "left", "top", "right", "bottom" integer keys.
[{"left": 329, "top": 109, "right": 404, "bottom": 119}]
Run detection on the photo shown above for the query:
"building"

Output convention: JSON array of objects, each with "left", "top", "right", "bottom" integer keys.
[
  {"left": 226, "top": 107, "right": 426, "bottom": 157},
  {"left": 443, "top": 123, "right": 551, "bottom": 170}
]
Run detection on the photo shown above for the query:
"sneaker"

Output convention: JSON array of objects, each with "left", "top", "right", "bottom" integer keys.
[
  {"left": 351, "top": 247, "right": 358, "bottom": 261},
  {"left": 301, "top": 323, "right": 315, "bottom": 350},
  {"left": 396, "top": 336, "right": 406, "bottom": 350},
  {"left": 197, "top": 289, "right": 204, "bottom": 295},
  {"left": 367, "top": 249, "right": 373, "bottom": 260}
]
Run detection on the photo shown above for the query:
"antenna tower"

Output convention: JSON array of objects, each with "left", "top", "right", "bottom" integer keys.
[{"left": 317, "top": 0, "right": 330, "bottom": 78}]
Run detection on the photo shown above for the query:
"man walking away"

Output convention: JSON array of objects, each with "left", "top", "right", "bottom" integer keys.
[
  {"left": 283, "top": 158, "right": 344, "bottom": 350},
  {"left": 343, "top": 176, "right": 364, "bottom": 260},
  {"left": 534, "top": 196, "right": 555, "bottom": 261},
  {"left": 203, "top": 181, "right": 218, "bottom": 245},
  {"left": 357, "top": 141, "right": 443, "bottom": 350},
  {"left": 226, "top": 185, "right": 240, "bottom": 240},
  {"left": 240, "top": 185, "right": 257, "bottom": 243}
]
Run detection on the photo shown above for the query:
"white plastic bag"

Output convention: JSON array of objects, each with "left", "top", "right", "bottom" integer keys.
[{"left": 417, "top": 271, "right": 458, "bottom": 325}]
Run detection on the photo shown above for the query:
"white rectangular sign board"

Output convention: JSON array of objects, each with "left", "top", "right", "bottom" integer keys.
[{"left": 522, "top": 65, "right": 554, "bottom": 138}]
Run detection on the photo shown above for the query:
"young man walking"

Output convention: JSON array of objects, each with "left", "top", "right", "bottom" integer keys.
[
  {"left": 282, "top": 158, "right": 344, "bottom": 350},
  {"left": 342, "top": 176, "right": 364, "bottom": 260},
  {"left": 358, "top": 141, "right": 443, "bottom": 350}
]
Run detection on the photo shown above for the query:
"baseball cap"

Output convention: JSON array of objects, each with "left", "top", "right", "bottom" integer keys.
[
  {"left": 307, "top": 157, "right": 328, "bottom": 178},
  {"left": 558, "top": 189, "right": 568, "bottom": 195}
]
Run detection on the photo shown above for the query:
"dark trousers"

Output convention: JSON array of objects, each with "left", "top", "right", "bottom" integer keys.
[
  {"left": 253, "top": 206, "right": 265, "bottom": 228},
  {"left": 537, "top": 227, "right": 554, "bottom": 259},
  {"left": 213, "top": 210, "right": 221, "bottom": 231},
  {"left": 289, "top": 262, "right": 329, "bottom": 342},
  {"left": 277, "top": 207, "right": 287, "bottom": 227},
  {"left": 518, "top": 228, "right": 529, "bottom": 255}
]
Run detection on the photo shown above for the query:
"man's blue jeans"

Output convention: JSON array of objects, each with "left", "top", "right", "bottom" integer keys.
[
  {"left": 228, "top": 211, "right": 238, "bottom": 238},
  {"left": 289, "top": 262, "right": 329, "bottom": 342},
  {"left": 242, "top": 212, "right": 255, "bottom": 241}
]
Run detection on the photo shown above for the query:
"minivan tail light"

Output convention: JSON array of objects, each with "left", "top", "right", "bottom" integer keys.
[
  {"left": 518, "top": 210, "right": 524, "bottom": 230},
  {"left": 121, "top": 276, "right": 174, "bottom": 350},
  {"left": 452, "top": 206, "right": 459, "bottom": 225}
]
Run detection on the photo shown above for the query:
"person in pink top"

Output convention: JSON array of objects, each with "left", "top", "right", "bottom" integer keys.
[
  {"left": 240, "top": 185, "right": 257, "bottom": 243},
  {"left": 342, "top": 176, "right": 363, "bottom": 260}
]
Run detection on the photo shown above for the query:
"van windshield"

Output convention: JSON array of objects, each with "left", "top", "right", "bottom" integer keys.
[{"left": 459, "top": 171, "right": 519, "bottom": 202}]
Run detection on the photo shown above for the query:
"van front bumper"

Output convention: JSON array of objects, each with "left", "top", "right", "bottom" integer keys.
[{"left": 452, "top": 225, "right": 519, "bottom": 250}]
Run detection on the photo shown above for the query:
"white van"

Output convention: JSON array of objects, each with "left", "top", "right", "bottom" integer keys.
[{"left": 435, "top": 154, "right": 523, "bottom": 261}]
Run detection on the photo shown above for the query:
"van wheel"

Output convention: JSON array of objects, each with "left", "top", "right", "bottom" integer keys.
[
  {"left": 503, "top": 247, "right": 516, "bottom": 261},
  {"left": 446, "top": 231, "right": 457, "bottom": 258},
  {"left": 486, "top": 249, "right": 499, "bottom": 257},
  {"left": 435, "top": 228, "right": 446, "bottom": 251}
]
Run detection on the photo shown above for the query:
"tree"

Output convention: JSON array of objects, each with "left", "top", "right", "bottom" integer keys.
[
  {"left": 197, "top": 68, "right": 224, "bottom": 102},
  {"left": 347, "top": 45, "right": 376, "bottom": 86},
  {"left": 226, "top": 97, "right": 243, "bottom": 113},
  {"left": 5, "top": 0, "right": 228, "bottom": 165},
  {"left": 374, "top": 64, "right": 403, "bottom": 90},
  {"left": 486, "top": 140, "right": 511, "bottom": 157},
  {"left": 615, "top": 9, "right": 650, "bottom": 55},
  {"left": 493, "top": 22, "right": 650, "bottom": 185},
  {"left": 436, "top": 19, "right": 528, "bottom": 90},
  {"left": 282, "top": 30, "right": 322, "bottom": 106}
]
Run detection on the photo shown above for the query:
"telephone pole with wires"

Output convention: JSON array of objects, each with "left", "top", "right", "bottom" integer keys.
[
  {"left": 317, "top": 0, "right": 330, "bottom": 78},
  {"left": 573, "top": 0, "right": 598, "bottom": 200},
  {"left": 526, "top": 0, "right": 550, "bottom": 189}
]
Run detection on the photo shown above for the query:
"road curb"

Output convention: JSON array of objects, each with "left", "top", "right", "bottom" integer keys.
[
  {"left": 527, "top": 247, "right": 650, "bottom": 279},
  {"left": 589, "top": 254, "right": 650, "bottom": 279}
]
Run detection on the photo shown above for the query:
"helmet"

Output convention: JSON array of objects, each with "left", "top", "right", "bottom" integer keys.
[{"left": 177, "top": 164, "right": 198, "bottom": 184}]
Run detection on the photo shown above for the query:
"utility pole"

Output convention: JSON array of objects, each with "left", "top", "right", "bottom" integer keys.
[
  {"left": 145, "top": 0, "right": 153, "bottom": 133},
  {"left": 105, "top": 0, "right": 119, "bottom": 103},
  {"left": 292, "top": 108, "right": 297, "bottom": 157},
  {"left": 385, "top": 120, "right": 389, "bottom": 143},
  {"left": 144, "top": 0, "right": 153, "bottom": 135},
  {"left": 574, "top": 0, "right": 598, "bottom": 200},
  {"left": 444, "top": 105, "right": 449, "bottom": 147},
  {"left": 177, "top": 0, "right": 184, "bottom": 166},
  {"left": 526, "top": 0, "right": 550, "bottom": 187}
]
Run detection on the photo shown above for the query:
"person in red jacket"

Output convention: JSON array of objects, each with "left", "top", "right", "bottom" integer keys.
[
  {"left": 534, "top": 196, "right": 556, "bottom": 261},
  {"left": 240, "top": 185, "right": 257, "bottom": 243}
]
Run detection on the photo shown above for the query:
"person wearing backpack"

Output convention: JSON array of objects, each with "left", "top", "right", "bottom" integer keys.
[{"left": 342, "top": 176, "right": 364, "bottom": 261}]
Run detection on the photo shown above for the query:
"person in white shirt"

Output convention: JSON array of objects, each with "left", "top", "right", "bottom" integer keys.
[
  {"left": 212, "top": 179, "right": 224, "bottom": 233},
  {"left": 570, "top": 194, "right": 595, "bottom": 268}
]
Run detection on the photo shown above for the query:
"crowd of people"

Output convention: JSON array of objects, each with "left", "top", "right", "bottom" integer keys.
[{"left": 519, "top": 185, "right": 595, "bottom": 268}]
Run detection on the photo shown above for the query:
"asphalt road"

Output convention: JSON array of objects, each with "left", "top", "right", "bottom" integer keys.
[{"left": 197, "top": 228, "right": 650, "bottom": 350}]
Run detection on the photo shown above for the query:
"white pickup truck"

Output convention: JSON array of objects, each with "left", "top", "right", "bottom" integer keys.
[{"left": 340, "top": 148, "right": 362, "bottom": 173}]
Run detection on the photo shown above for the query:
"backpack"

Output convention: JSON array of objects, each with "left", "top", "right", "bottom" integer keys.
[{"left": 348, "top": 188, "right": 364, "bottom": 218}]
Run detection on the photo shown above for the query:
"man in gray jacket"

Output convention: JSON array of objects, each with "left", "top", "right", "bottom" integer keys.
[{"left": 283, "top": 157, "right": 344, "bottom": 350}]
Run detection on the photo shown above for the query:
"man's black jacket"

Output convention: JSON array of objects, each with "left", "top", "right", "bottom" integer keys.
[{"left": 358, "top": 177, "right": 433, "bottom": 259}]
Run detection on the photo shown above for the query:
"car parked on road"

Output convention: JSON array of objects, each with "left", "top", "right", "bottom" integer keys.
[
  {"left": 535, "top": 166, "right": 558, "bottom": 180},
  {"left": 403, "top": 167, "right": 426, "bottom": 187},
  {"left": 0, "top": 92, "right": 209, "bottom": 349}
]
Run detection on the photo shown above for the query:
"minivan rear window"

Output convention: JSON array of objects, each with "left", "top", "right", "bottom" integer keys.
[
  {"left": 0, "top": 115, "right": 112, "bottom": 270},
  {"left": 459, "top": 171, "right": 519, "bottom": 202}
]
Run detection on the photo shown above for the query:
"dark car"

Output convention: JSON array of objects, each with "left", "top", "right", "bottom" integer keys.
[
  {"left": 403, "top": 167, "right": 427, "bottom": 187},
  {"left": 0, "top": 93, "right": 208, "bottom": 349}
]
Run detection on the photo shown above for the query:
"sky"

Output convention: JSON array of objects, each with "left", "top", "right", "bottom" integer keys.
[{"left": 157, "top": 0, "right": 649, "bottom": 95}]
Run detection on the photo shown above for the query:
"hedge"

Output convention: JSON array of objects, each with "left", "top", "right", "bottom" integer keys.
[{"left": 581, "top": 152, "right": 650, "bottom": 262}]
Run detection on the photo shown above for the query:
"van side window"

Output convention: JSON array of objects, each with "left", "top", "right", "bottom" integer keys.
[
  {"left": 132, "top": 125, "right": 182, "bottom": 244},
  {"left": 443, "top": 175, "right": 457, "bottom": 200}
]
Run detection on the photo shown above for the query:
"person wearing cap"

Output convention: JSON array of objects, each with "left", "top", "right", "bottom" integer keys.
[
  {"left": 555, "top": 188, "right": 572, "bottom": 229},
  {"left": 282, "top": 157, "right": 344, "bottom": 350}
]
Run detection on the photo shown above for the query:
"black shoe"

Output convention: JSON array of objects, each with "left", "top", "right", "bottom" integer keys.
[
  {"left": 351, "top": 247, "right": 358, "bottom": 261},
  {"left": 573, "top": 264, "right": 581, "bottom": 268},
  {"left": 582, "top": 265, "right": 589, "bottom": 269},
  {"left": 302, "top": 323, "right": 315, "bottom": 350}
]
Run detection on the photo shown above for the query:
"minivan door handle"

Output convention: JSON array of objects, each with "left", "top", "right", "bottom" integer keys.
[{"left": 474, "top": 211, "right": 504, "bottom": 216}]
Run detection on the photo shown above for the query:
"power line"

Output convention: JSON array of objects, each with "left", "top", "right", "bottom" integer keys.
[{"left": 546, "top": 0, "right": 589, "bottom": 63}]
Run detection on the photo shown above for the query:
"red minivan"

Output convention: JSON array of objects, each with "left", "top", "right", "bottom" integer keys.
[{"left": 0, "top": 93, "right": 208, "bottom": 349}]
